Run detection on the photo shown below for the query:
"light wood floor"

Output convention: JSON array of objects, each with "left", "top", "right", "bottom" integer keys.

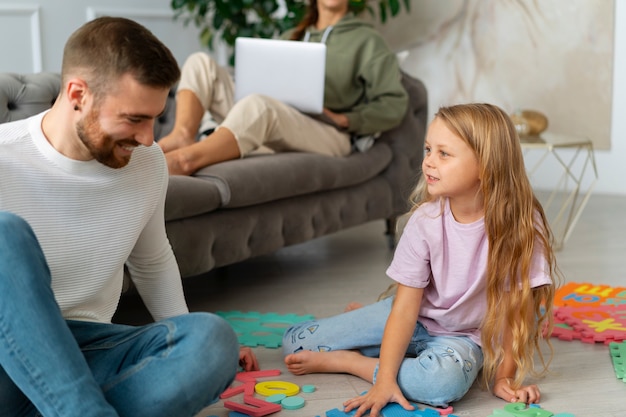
[{"left": 116, "top": 193, "right": 626, "bottom": 416}]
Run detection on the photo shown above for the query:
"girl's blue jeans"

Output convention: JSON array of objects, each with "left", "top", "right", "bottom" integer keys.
[
  {"left": 0, "top": 211, "right": 239, "bottom": 417},
  {"left": 283, "top": 296, "right": 484, "bottom": 407}
]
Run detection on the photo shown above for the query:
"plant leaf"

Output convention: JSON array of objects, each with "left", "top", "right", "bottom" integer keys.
[
  {"left": 378, "top": 0, "right": 388, "bottom": 23},
  {"left": 200, "top": 27, "right": 214, "bottom": 50},
  {"left": 212, "top": 12, "right": 223, "bottom": 30},
  {"left": 388, "top": 0, "right": 400, "bottom": 16}
]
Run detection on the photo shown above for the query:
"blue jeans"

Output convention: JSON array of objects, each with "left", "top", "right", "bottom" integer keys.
[
  {"left": 283, "top": 297, "right": 483, "bottom": 407},
  {"left": 0, "top": 212, "right": 239, "bottom": 417}
]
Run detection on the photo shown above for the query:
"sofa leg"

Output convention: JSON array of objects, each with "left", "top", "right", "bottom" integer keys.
[{"left": 385, "top": 218, "right": 397, "bottom": 250}]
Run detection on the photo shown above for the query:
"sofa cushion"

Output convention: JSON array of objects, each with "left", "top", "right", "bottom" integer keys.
[
  {"left": 164, "top": 175, "right": 224, "bottom": 221},
  {"left": 193, "top": 141, "right": 393, "bottom": 208}
]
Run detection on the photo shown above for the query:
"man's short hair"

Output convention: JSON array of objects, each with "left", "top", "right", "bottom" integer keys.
[{"left": 61, "top": 16, "right": 180, "bottom": 98}]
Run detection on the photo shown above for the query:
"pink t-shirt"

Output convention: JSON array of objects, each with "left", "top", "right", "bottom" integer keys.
[{"left": 386, "top": 198, "right": 552, "bottom": 346}]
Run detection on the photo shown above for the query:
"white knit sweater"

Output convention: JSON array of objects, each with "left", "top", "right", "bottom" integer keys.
[{"left": 0, "top": 112, "right": 189, "bottom": 323}]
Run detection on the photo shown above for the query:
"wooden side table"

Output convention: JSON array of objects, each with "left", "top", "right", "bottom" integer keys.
[{"left": 519, "top": 132, "right": 598, "bottom": 249}]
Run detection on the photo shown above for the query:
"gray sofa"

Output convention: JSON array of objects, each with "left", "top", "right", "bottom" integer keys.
[{"left": 0, "top": 71, "right": 427, "bottom": 279}]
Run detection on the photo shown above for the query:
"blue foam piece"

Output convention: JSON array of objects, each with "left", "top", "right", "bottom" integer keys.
[
  {"left": 324, "top": 403, "right": 443, "bottom": 417},
  {"left": 325, "top": 408, "right": 355, "bottom": 417},
  {"left": 227, "top": 412, "right": 250, "bottom": 417}
]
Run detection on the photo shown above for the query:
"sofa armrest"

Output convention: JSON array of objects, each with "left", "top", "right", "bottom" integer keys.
[{"left": 378, "top": 72, "right": 428, "bottom": 215}]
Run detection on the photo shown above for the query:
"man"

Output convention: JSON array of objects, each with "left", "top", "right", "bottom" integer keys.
[{"left": 0, "top": 17, "right": 257, "bottom": 417}]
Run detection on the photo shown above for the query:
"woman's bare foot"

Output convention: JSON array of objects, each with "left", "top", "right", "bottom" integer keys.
[
  {"left": 158, "top": 127, "right": 197, "bottom": 154},
  {"left": 164, "top": 149, "right": 194, "bottom": 175},
  {"left": 284, "top": 350, "right": 376, "bottom": 382},
  {"left": 344, "top": 302, "right": 364, "bottom": 312}
]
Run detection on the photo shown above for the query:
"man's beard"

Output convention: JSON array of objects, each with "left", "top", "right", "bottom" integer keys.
[{"left": 76, "top": 108, "right": 138, "bottom": 169}]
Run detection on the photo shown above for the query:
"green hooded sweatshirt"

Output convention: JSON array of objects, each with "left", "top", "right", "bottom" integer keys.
[{"left": 281, "top": 14, "right": 409, "bottom": 136}]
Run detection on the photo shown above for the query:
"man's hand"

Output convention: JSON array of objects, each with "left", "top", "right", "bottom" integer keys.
[
  {"left": 239, "top": 347, "right": 259, "bottom": 372},
  {"left": 493, "top": 377, "right": 541, "bottom": 404}
]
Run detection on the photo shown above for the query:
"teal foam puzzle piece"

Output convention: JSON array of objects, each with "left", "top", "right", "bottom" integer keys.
[
  {"left": 503, "top": 402, "right": 553, "bottom": 417},
  {"left": 485, "top": 403, "right": 556, "bottom": 417},
  {"left": 216, "top": 311, "right": 315, "bottom": 348},
  {"left": 485, "top": 411, "right": 516, "bottom": 417}
]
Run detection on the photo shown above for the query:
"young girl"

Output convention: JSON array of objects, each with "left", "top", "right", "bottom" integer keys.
[{"left": 282, "top": 103, "right": 559, "bottom": 417}]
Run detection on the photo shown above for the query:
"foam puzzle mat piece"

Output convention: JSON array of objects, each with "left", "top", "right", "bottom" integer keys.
[
  {"left": 302, "top": 384, "right": 316, "bottom": 393},
  {"left": 216, "top": 311, "right": 315, "bottom": 348},
  {"left": 549, "top": 318, "right": 583, "bottom": 342},
  {"left": 555, "top": 282, "right": 626, "bottom": 308},
  {"left": 554, "top": 305, "right": 626, "bottom": 344},
  {"left": 379, "top": 403, "right": 421, "bottom": 417},
  {"left": 223, "top": 395, "right": 282, "bottom": 417},
  {"left": 227, "top": 412, "right": 250, "bottom": 417},
  {"left": 236, "top": 369, "right": 282, "bottom": 382},
  {"left": 503, "top": 402, "right": 553, "bottom": 417},
  {"left": 255, "top": 380, "right": 300, "bottom": 397},
  {"left": 281, "top": 395, "right": 305, "bottom": 410},
  {"left": 266, "top": 393, "right": 287, "bottom": 404},
  {"left": 484, "top": 410, "right": 517, "bottom": 417},
  {"left": 325, "top": 408, "right": 355, "bottom": 417},
  {"left": 323, "top": 403, "right": 448, "bottom": 417},
  {"left": 609, "top": 340, "right": 626, "bottom": 382},
  {"left": 486, "top": 402, "right": 578, "bottom": 417},
  {"left": 220, "top": 381, "right": 252, "bottom": 399},
  {"left": 436, "top": 405, "right": 454, "bottom": 416}
]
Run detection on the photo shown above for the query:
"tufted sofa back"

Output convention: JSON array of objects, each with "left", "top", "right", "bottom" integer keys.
[
  {"left": 0, "top": 73, "right": 60, "bottom": 123},
  {"left": 0, "top": 72, "right": 177, "bottom": 139}
]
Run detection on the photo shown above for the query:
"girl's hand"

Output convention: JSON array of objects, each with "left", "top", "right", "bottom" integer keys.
[
  {"left": 493, "top": 378, "right": 541, "bottom": 404},
  {"left": 238, "top": 346, "right": 259, "bottom": 371},
  {"left": 343, "top": 382, "right": 414, "bottom": 417}
]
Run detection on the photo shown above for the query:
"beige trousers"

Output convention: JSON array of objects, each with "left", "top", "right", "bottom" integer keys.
[{"left": 177, "top": 52, "right": 351, "bottom": 157}]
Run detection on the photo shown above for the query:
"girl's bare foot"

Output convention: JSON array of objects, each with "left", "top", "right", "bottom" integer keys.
[
  {"left": 284, "top": 350, "right": 376, "bottom": 382},
  {"left": 344, "top": 302, "right": 364, "bottom": 312}
]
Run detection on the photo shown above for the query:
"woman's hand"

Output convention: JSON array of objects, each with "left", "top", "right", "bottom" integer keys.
[
  {"left": 238, "top": 346, "right": 259, "bottom": 371},
  {"left": 322, "top": 108, "right": 349, "bottom": 129},
  {"left": 343, "top": 382, "right": 414, "bottom": 417},
  {"left": 493, "top": 377, "right": 541, "bottom": 404}
]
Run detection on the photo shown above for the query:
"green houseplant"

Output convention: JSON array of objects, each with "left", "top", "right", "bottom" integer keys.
[{"left": 170, "top": 0, "right": 410, "bottom": 64}]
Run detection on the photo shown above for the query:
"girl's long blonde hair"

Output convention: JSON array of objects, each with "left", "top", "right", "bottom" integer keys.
[{"left": 410, "top": 103, "right": 559, "bottom": 390}]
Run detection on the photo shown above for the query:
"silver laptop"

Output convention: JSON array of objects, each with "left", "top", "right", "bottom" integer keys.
[{"left": 234, "top": 37, "right": 326, "bottom": 114}]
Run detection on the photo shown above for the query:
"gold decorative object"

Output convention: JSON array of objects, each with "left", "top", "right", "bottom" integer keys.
[{"left": 510, "top": 109, "right": 549, "bottom": 136}]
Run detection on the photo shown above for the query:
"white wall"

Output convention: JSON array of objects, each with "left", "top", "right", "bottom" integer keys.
[
  {"left": 0, "top": 0, "right": 206, "bottom": 72},
  {"left": 557, "top": 1, "right": 626, "bottom": 195},
  {"left": 1, "top": 0, "right": 625, "bottom": 195},
  {"left": 599, "top": 0, "right": 626, "bottom": 195}
]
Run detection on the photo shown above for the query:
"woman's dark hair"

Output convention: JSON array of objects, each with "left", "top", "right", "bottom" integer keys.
[
  {"left": 289, "top": 0, "right": 364, "bottom": 40},
  {"left": 290, "top": 0, "right": 320, "bottom": 41}
]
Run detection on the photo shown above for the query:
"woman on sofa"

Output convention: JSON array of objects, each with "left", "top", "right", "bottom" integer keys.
[{"left": 159, "top": 0, "right": 409, "bottom": 175}]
